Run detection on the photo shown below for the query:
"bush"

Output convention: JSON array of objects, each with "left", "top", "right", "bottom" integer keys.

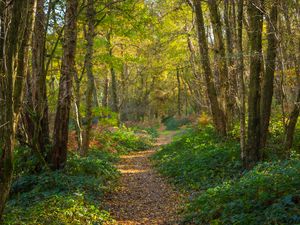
[
  {"left": 153, "top": 127, "right": 241, "bottom": 190},
  {"left": 185, "top": 160, "right": 300, "bottom": 225},
  {"left": 96, "top": 127, "right": 153, "bottom": 153},
  {"left": 162, "top": 116, "right": 191, "bottom": 130},
  {"left": 4, "top": 149, "right": 119, "bottom": 224},
  {"left": 4, "top": 195, "right": 115, "bottom": 225}
]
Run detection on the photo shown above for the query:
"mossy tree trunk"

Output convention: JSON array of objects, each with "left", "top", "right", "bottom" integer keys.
[
  {"left": 245, "top": 0, "right": 264, "bottom": 169},
  {"left": 50, "top": 0, "right": 78, "bottom": 170},
  {"left": 0, "top": 0, "right": 33, "bottom": 220},
  {"left": 82, "top": 0, "right": 96, "bottom": 156}
]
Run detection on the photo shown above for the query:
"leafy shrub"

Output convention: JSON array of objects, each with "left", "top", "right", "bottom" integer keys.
[
  {"left": 66, "top": 150, "right": 119, "bottom": 180},
  {"left": 143, "top": 127, "right": 159, "bottom": 139},
  {"left": 153, "top": 127, "right": 241, "bottom": 190},
  {"left": 198, "top": 112, "right": 211, "bottom": 127},
  {"left": 185, "top": 160, "right": 300, "bottom": 225},
  {"left": 96, "top": 127, "right": 153, "bottom": 153},
  {"left": 4, "top": 149, "right": 119, "bottom": 224},
  {"left": 162, "top": 116, "right": 191, "bottom": 130},
  {"left": 4, "top": 194, "right": 115, "bottom": 225}
]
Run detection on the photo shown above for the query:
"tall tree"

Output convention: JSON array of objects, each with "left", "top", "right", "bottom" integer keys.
[
  {"left": 245, "top": 0, "right": 264, "bottom": 168},
  {"left": 260, "top": 1, "right": 278, "bottom": 148},
  {"left": 176, "top": 68, "right": 182, "bottom": 117},
  {"left": 192, "top": 0, "right": 227, "bottom": 136},
  {"left": 81, "top": 0, "right": 96, "bottom": 155},
  {"left": 236, "top": 0, "right": 246, "bottom": 162},
  {"left": 107, "top": 31, "right": 119, "bottom": 113},
  {"left": 207, "top": 0, "right": 233, "bottom": 128},
  {"left": 29, "top": 0, "right": 50, "bottom": 164},
  {"left": 50, "top": 0, "right": 78, "bottom": 170},
  {"left": 0, "top": 0, "right": 33, "bottom": 219}
]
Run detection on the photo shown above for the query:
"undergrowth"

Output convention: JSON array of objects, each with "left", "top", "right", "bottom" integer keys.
[
  {"left": 4, "top": 126, "right": 153, "bottom": 224},
  {"left": 162, "top": 116, "right": 191, "bottom": 130},
  {"left": 154, "top": 124, "right": 300, "bottom": 225},
  {"left": 184, "top": 160, "right": 300, "bottom": 225},
  {"left": 153, "top": 126, "right": 241, "bottom": 190},
  {"left": 96, "top": 127, "right": 153, "bottom": 154},
  {"left": 4, "top": 149, "right": 119, "bottom": 224}
]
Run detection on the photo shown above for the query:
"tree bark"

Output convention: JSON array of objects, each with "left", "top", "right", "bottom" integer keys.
[
  {"left": 50, "top": 0, "right": 78, "bottom": 170},
  {"left": 245, "top": 0, "right": 264, "bottom": 169},
  {"left": 207, "top": 0, "right": 233, "bottom": 129},
  {"left": 0, "top": 0, "right": 32, "bottom": 220},
  {"left": 176, "top": 68, "right": 182, "bottom": 117},
  {"left": 107, "top": 31, "right": 119, "bottom": 113},
  {"left": 81, "top": 0, "right": 95, "bottom": 156},
  {"left": 284, "top": 87, "right": 300, "bottom": 149},
  {"left": 30, "top": 0, "right": 50, "bottom": 164},
  {"left": 260, "top": 2, "right": 278, "bottom": 148},
  {"left": 193, "top": 0, "right": 227, "bottom": 136},
  {"left": 236, "top": 0, "right": 246, "bottom": 162},
  {"left": 102, "top": 73, "right": 109, "bottom": 108}
]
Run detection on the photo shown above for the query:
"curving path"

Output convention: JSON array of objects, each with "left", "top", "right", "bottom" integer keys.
[{"left": 105, "top": 130, "right": 182, "bottom": 225}]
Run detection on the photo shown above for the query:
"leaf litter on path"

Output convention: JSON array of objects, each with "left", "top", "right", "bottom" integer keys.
[{"left": 105, "top": 131, "right": 183, "bottom": 225}]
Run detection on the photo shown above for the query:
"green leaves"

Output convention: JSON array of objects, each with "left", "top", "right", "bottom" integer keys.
[
  {"left": 154, "top": 127, "right": 300, "bottom": 224},
  {"left": 186, "top": 160, "right": 300, "bottom": 224},
  {"left": 153, "top": 127, "right": 241, "bottom": 190},
  {"left": 4, "top": 149, "right": 119, "bottom": 224}
]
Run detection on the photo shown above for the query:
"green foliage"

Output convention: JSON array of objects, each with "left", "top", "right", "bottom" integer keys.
[
  {"left": 92, "top": 107, "right": 119, "bottom": 127},
  {"left": 96, "top": 127, "right": 153, "bottom": 153},
  {"left": 143, "top": 127, "right": 159, "bottom": 139},
  {"left": 154, "top": 123, "right": 300, "bottom": 224},
  {"left": 4, "top": 195, "right": 114, "bottom": 225},
  {"left": 131, "top": 125, "right": 159, "bottom": 139},
  {"left": 4, "top": 150, "right": 119, "bottom": 224},
  {"left": 185, "top": 160, "right": 300, "bottom": 225},
  {"left": 153, "top": 127, "right": 241, "bottom": 190},
  {"left": 162, "top": 116, "right": 191, "bottom": 130}
]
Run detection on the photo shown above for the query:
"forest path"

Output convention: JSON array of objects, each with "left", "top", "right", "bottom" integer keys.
[{"left": 105, "top": 129, "right": 182, "bottom": 225}]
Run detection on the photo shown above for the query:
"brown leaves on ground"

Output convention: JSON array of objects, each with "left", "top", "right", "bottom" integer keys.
[{"left": 105, "top": 131, "right": 183, "bottom": 225}]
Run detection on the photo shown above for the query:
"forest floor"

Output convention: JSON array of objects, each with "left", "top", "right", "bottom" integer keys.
[{"left": 105, "top": 128, "right": 183, "bottom": 225}]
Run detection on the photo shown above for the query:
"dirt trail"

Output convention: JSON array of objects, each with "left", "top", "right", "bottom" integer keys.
[{"left": 105, "top": 130, "right": 181, "bottom": 225}]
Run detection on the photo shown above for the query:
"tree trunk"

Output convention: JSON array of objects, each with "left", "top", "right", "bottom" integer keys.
[
  {"left": 81, "top": 0, "right": 95, "bottom": 156},
  {"left": 236, "top": 0, "right": 246, "bottom": 162},
  {"left": 176, "top": 68, "right": 182, "bottom": 117},
  {"left": 207, "top": 0, "right": 233, "bottom": 129},
  {"left": 284, "top": 89, "right": 300, "bottom": 151},
  {"left": 193, "top": 0, "right": 227, "bottom": 136},
  {"left": 245, "top": 0, "right": 264, "bottom": 169},
  {"left": 0, "top": 0, "right": 32, "bottom": 220},
  {"left": 107, "top": 31, "right": 119, "bottom": 113},
  {"left": 30, "top": 0, "right": 50, "bottom": 164},
  {"left": 102, "top": 73, "right": 109, "bottom": 108},
  {"left": 50, "top": 0, "right": 78, "bottom": 170},
  {"left": 73, "top": 70, "right": 83, "bottom": 151},
  {"left": 260, "top": 2, "right": 278, "bottom": 148}
]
